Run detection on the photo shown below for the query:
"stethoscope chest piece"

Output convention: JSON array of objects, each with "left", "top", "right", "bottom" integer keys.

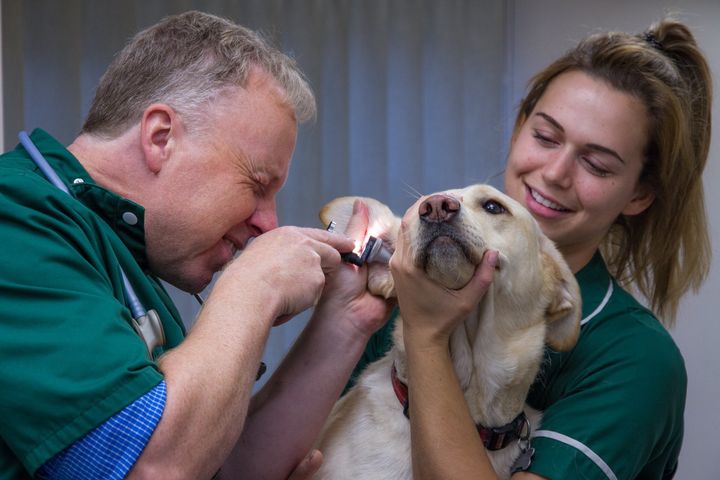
[{"left": 130, "top": 309, "right": 166, "bottom": 358}]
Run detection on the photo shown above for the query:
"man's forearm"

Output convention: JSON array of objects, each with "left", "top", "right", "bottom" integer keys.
[
  {"left": 129, "top": 276, "right": 279, "bottom": 479},
  {"left": 224, "top": 308, "right": 373, "bottom": 479}
]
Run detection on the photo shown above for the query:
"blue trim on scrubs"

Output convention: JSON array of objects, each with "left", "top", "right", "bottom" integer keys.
[{"left": 36, "top": 381, "right": 166, "bottom": 479}]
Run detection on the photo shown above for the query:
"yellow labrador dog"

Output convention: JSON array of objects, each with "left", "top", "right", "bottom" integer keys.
[{"left": 315, "top": 184, "right": 581, "bottom": 480}]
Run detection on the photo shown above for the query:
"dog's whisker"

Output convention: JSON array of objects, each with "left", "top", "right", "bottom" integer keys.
[
  {"left": 464, "top": 170, "right": 506, "bottom": 187},
  {"left": 485, "top": 169, "right": 506, "bottom": 184},
  {"left": 402, "top": 189, "right": 421, "bottom": 202},
  {"left": 400, "top": 180, "right": 423, "bottom": 200}
]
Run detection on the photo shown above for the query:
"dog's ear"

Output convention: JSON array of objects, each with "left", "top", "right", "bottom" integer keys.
[
  {"left": 320, "top": 197, "right": 398, "bottom": 241},
  {"left": 540, "top": 237, "right": 581, "bottom": 352},
  {"left": 319, "top": 196, "right": 400, "bottom": 299},
  {"left": 319, "top": 196, "right": 357, "bottom": 232}
]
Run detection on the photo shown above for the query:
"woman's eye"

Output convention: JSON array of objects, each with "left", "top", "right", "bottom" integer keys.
[
  {"left": 581, "top": 157, "right": 611, "bottom": 177},
  {"left": 483, "top": 200, "right": 506, "bottom": 215},
  {"left": 533, "top": 131, "right": 557, "bottom": 146}
]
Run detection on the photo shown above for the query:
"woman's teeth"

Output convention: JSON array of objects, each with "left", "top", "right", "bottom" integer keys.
[{"left": 531, "top": 188, "right": 568, "bottom": 212}]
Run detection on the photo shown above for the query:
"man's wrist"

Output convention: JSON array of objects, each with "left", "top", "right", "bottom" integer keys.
[
  {"left": 308, "top": 305, "right": 375, "bottom": 351},
  {"left": 211, "top": 266, "right": 285, "bottom": 326}
]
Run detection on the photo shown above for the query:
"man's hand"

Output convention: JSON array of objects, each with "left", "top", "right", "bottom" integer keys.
[
  {"left": 313, "top": 200, "right": 393, "bottom": 337},
  {"left": 221, "top": 226, "right": 356, "bottom": 325}
]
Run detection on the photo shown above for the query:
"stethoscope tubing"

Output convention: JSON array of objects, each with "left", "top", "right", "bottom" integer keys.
[{"left": 18, "top": 131, "right": 148, "bottom": 320}]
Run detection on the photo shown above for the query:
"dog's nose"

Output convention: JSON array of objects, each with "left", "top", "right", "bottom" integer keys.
[{"left": 419, "top": 194, "right": 460, "bottom": 222}]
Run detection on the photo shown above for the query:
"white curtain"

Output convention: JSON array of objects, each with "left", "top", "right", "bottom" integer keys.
[{"left": 3, "top": 0, "right": 512, "bottom": 382}]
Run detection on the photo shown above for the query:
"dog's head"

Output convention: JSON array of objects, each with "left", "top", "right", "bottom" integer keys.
[{"left": 320, "top": 184, "right": 580, "bottom": 351}]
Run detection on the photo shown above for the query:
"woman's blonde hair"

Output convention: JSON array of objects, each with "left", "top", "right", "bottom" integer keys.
[{"left": 514, "top": 18, "right": 712, "bottom": 326}]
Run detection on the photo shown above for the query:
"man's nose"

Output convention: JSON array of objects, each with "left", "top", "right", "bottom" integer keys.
[{"left": 250, "top": 199, "right": 279, "bottom": 233}]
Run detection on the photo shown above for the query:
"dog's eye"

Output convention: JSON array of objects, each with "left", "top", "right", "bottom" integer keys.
[{"left": 482, "top": 200, "right": 506, "bottom": 215}]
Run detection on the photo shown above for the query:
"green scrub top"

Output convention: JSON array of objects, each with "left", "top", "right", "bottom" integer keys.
[
  {"left": 525, "top": 252, "right": 685, "bottom": 480},
  {"left": 0, "top": 129, "right": 186, "bottom": 478},
  {"left": 350, "top": 252, "right": 686, "bottom": 480}
]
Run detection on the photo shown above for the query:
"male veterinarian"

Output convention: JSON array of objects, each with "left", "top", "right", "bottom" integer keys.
[{"left": 0, "top": 11, "right": 403, "bottom": 480}]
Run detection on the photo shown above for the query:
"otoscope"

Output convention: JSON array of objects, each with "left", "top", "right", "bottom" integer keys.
[{"left": 326, "top": 220, "right": 393, "bottom": 266}]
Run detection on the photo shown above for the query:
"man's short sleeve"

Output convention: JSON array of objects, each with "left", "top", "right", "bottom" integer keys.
[{"left": 0, "top": 173, "right": 163, "bottom": 474}]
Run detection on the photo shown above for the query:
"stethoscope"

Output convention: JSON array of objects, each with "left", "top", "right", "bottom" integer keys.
[{"left": 19, "top": 131, "right": 165, "bottom": 358}]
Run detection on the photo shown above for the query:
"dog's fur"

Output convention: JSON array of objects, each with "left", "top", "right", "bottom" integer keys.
[{"left": 315, "top": 184, "right": 581, "bottom": 479}]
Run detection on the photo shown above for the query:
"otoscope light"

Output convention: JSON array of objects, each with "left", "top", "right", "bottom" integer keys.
[{"left": 326, "top": 220, "right": 393, "bottom": 266}]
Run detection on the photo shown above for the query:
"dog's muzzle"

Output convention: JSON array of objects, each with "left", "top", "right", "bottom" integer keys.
[{"left": 415, "top": 194, "right": 478, "bottom": 269}]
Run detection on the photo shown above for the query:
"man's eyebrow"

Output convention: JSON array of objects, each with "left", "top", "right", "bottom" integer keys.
[{"left": 534, "top": 111, "right": 626, "bottom": 165}]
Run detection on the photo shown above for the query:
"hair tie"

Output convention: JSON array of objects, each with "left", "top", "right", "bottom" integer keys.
[{"left": 642, "top": 31, "right": 664, "bottom": 51}]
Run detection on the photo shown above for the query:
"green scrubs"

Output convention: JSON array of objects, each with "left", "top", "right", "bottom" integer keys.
[
  {"left": 0, "top": 129, "right": 186, "bottom": 479},
  {"left": 351, "top": 252, "right": 686, "bottom": 479}
]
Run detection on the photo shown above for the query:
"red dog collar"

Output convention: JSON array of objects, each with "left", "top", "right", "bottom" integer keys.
[{"left": 390, "top": 364, "right": 528, "bottom": 451}]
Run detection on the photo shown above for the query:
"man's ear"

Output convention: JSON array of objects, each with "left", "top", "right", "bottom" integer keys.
[
  {"left": 622, "top": 182, "right": 655, "bottom": 216},
  {"left": 140, "top": 104, "right": 178, "bottom": 174}
]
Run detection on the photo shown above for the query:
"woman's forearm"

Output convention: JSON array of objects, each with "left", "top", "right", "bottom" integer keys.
[{"left": 405, "top": 338, "right": 499, "bottom": 480}]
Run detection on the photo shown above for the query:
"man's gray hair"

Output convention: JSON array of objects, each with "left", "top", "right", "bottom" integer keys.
[{"left": 82, "top": 10, "right": 316, "bottom": 137}]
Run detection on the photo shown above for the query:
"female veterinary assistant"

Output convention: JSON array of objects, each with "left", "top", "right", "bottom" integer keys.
[{"left": 355, "top": 17, "right": 712, "bottom": 480}]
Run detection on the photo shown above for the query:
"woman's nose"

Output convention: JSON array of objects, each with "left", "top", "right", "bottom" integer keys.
[{"left": 541, "top": 149, "right": 574, "bottom": 189}]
